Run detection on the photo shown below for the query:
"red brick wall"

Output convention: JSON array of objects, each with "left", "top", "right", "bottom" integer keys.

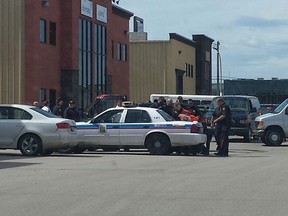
[
  {"left": 24, "top": 0, "right": 132, "bottom": 107},
  {"left": 24, "top": 0, "right": 62, "bottom": 105},
  {"left": 107, "top": 6, "right": 131, "bottom": 98}
]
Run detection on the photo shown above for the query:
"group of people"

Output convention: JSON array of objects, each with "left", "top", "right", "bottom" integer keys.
[
  {"left": 151, "top": 96, "right": 231, "bottom": 157},
  {"left": 33, "top": 98, "right": 80, "bottom": 122},
  {"left": 151, "top": 96, "right": 202, "bottom": 122}
]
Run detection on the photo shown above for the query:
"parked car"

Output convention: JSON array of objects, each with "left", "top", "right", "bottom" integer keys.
[
  {"left": 258, "top": 104, "right": 278, "bottom": 115},
  {"left": 253, "top": 99, "right": 288, "bottom": 146},
  {"left": 204, "top": 95, "right": 261, "bottom": 142},
  {"left": 75, "top": 103, "right": 207, "bottom": 155},
  {"left": 0, "top": 104, "right": 77, "bottom": 156}
]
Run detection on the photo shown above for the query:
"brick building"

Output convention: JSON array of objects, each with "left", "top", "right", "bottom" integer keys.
[{"left": 0, "top": 0, "right": 132, "bottom": 109}]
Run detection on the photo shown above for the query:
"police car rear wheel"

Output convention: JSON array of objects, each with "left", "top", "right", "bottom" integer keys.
[{"left": 146, "top": 134, "right": 171, "bottom": 155}]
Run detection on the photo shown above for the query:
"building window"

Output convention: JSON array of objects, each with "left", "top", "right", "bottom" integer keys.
[
  {"left": 122, "top": 44, "right": 127, "bottom": 61},
  {"left": 39, "top": 88, "right": 46, "bottom": 104},
  {"left": 79, "top": 18, "right": 93, "bottom": 109},
  {"left": 117, "top": 43, "right": 121, "bottom": 61},
  {"left": 39, "top": 19, "right": 46, "bottom": 43},
  {"left": 94, "top": 23, "right": 107, "bottom": 95},
  {"left": 185, "top": 63, "right": 194, "bottom": 78},
  {"left": 191, "top": 65, "right": 194, "bottom": 78},
  {"left": 111, "top": 40, "right": 114, "bottom": 59},
  {"left": 49, "top": 22, "right": 56, "bottom": 46}
]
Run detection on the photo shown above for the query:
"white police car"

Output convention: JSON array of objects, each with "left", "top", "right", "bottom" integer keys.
[{"left": 76, "top": 103, "right": 207, "bottom": 155}]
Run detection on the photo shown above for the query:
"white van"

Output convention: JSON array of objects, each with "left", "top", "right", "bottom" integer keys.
[
  {"left": 150, "top": 94, "right": 217, "bottom": 112},
  {"left": 253, "top": 98, "right": 288, "bottom": 146}
]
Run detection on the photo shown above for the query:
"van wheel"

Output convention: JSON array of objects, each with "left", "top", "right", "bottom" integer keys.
[
  {"left": 146, "top": 134, "right": 171, "bottom": 155},
  {"left": 265, "top": 129, "right": 283, "bottom": 146},
  {"left": 260, "top": 136, "right": 267, "bottom": 144}
]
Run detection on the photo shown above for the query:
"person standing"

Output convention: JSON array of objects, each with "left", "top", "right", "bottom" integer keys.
[
  {"left": 163, "top": 98, "right": 174, "bottom": 116},
  {"left": 64, "top": 101, "right": 79, "bottom": 122},
  {"left": 42, "top": 100, "right": 52, "bottom": 113},
  {"left": 53, "top": 97, "right": 64, "bottom": 117},
  {"left": 33, "top": 101, "right": 39, "bottom": 107},
  {"left": 212, "top": 98, "right": 232, "bottom": 156}
]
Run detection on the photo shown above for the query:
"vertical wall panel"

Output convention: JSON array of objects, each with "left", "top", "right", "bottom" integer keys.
[
  {"left": 0, "top": 0, "right": 2, "bottom": 102},
  {"left": 0, "top": 0, "right": 24, "bottom": 103}
]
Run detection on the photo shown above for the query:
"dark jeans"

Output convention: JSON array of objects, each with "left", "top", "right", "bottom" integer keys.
[
  {"left": 205, "top": 127, "right": 215, "bottom": 153},
  {"left": 215, "top": 125, "right": 230, "bottom": 156}
]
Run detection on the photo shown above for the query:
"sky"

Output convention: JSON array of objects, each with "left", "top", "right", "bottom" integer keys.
[{"left": 119, "top": 0, "right": 288, "bottom": 81}]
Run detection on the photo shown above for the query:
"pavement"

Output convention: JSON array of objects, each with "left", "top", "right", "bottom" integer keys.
[{"left": 0, "top": 138, "right": 288, "bottom": 216}]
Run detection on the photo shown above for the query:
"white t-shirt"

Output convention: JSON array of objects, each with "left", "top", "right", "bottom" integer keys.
[{"left": 42, "top": 106, "right": 51, "bottom": 113}]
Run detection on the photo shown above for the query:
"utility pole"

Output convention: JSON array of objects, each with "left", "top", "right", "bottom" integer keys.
[{"left": 215, "top": 41, "right": 220, "bottom": 96}]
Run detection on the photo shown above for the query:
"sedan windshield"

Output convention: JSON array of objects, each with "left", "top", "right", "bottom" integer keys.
[{"left": 31, "top": 108, "right": 59, "bottom": 118}]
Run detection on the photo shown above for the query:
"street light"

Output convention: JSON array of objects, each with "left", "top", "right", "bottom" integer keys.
[{"left": 213, "top": 41, "right": 223, "bottom": 96}]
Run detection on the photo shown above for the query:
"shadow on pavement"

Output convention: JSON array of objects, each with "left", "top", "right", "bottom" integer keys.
[{"left": 0, "top": 162, "right": 40, "bottom": 169}]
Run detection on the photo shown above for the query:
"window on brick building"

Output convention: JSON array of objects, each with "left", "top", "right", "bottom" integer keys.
[
  {"left": 111, "top": 40, "right": 114, "bottom": 58},
  {"left": 79, "top": 18, "right": 93, "bottom": 109},
  {"left": 122, "top": 44, "right": 127, "bottom": 62},
  {"left": 49, "top": 22, "right": 56, "bottom": 46},
  {"left": 94, "top": 23, "right": 107, "bottom": 95},
  {"left": 39, "top": 19, "right": 46, "bottom": 43},
  {"left": 116, "top": 43, "right": 122, "bottom": 60}
]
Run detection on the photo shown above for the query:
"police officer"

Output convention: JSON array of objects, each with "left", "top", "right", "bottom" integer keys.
[{"left": 212, "top": 98, "right": 232, "bottom": 156}]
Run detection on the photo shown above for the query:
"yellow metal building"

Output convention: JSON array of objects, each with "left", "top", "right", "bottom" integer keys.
[
  {"left": 129, "top": 33, "right": 197, "bottom": 102},
  {"left": 0, "top": 0, "right": 25, "bottom": 104}
]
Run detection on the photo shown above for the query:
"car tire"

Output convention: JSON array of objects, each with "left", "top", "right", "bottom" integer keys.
[
  {"left": 18, "top": 134, "right": 42, "bottom": 156},
  {"left": 123, "top": 147, "right": 130, "bottom": 152},
  {"left": 265, "top": 129, "right": 284, "bottom": 146},
  {"left": 260, "top": 136, "right": 267, "bottom": 144},
  {"left": 40, "top": 149, "right": 54, "bottom": 156},
  {"left": 73, "top": 147, "right": 86, "bottom": 154},
  {"left": 243, "top": 128, "right": 252, "bottom": 143},
  {"left": 57, "top": 147, "right": 74, "bottom": 154},
  {"left": 102, "top": 147, "right": 120, "bottom": 151},
  {"left": 146, "top": 133, "right": 171, "bottom": 155}
]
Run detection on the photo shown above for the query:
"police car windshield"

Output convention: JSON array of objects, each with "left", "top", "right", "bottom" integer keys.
[{"left": 157, "top": 109, "right": 174, "bottom": 121}]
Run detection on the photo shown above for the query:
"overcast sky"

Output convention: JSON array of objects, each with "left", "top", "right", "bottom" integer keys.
[{"left": 120, "top": 0, "right": 288, "bottom": 81}]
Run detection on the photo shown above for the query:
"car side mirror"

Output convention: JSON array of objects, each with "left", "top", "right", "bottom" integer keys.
[{"left": 285, "top": 108, "right": 288, "bottom": 115}]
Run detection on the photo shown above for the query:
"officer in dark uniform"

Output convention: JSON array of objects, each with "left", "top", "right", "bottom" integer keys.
[{"left": 212, "top": 98, "right": 232, "bottom": 156}]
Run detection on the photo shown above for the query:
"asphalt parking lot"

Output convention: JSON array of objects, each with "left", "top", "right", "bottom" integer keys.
[{"left": 1, "top": 138, "right": 288, "bottom": 216}]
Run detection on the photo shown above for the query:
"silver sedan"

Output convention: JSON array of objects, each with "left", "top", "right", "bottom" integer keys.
[{"left": 0, "top": 104, "right": 77, "bottom": 156}]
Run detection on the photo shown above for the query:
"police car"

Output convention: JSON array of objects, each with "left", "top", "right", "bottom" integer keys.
[{"left": 75, "top": 102, "right": 207, "bottom": 155}]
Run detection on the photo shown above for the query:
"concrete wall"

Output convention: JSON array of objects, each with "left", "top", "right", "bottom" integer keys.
[
  {"left": 129, "top": 36, "right": 196, "bottom": 102},
  {"left": 168, "top": 38, "right": 196, "bottom": 95},
  {"left": 129, "top": 41, "right": 168, "bottom": 102}
]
